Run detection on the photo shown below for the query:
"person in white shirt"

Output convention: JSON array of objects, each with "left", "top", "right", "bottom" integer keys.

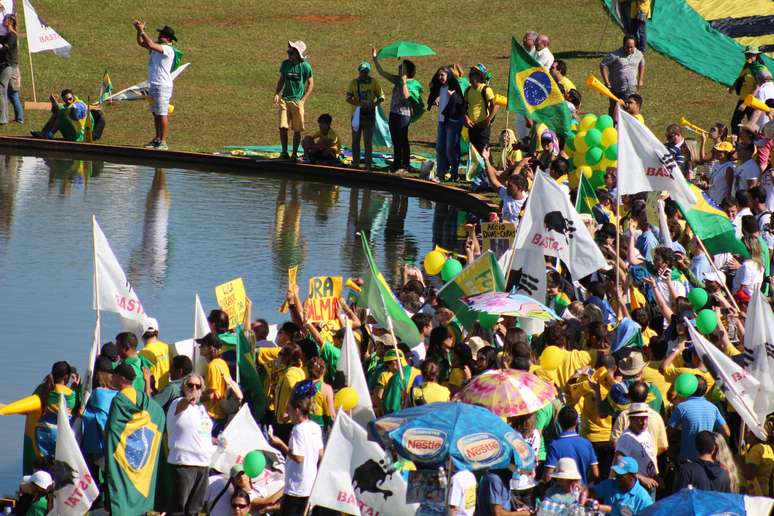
[
  {"left": 733, "top": 215, "right": 766, "bottom": 298},
  {"left": 614, "top": 403, "right": 659, "bottom": 493},
  {"left": 449, "top": 468, "right": 477, "bottom": 516},
  {"left": 206, "top": 464, "right": 284, "bottom": 516},
  {"left": 751, "top": 70, "right": 774, "bottom": 127},
  {"left": 705, "top": 141, "right": 735, "bottom": 205},
  {"left": 732, "top": 144, "right": 761, "bottom": 196},
  {"left": 270, "top": 394, "right": 324, "bottom": 516},
  {"left": 534, "top": 34, "right": 555, "bottom": 70},
  {"left": 523, "top": 31, "right": 538, "bottom": 58},
  {"left": 167, "top": 373, "right": 215, "bottom": 516},
  {"left": 133, "top": 20, "right": 178, "bottom": 150},
  {"left": 482, "top": 147, "right": 529, "bottom": 223}
]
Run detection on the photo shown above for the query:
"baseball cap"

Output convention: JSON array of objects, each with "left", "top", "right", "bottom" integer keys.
[
  {"left": 230, "top": 464, "right": 245, "bottom": 478},
  {"left": 142, "top": 317, "right": 159, "bottom": 336},
  {"left": 627, "top": 402, "right": 649, "bottom": 417},
  {"left": 744, "top": 45, "right": 761, "bottom": 55},
  {"left": 23, "top": 470, "right": 53, "bottom": 490},
  {"left": 713, "top": 141, "right": 734, "bottom": 153},
  {"left": 383, "top": 347, "right": 405, "bottom": 363},
  {"left": 611, "top": 456, "right": 639, "bottom": 475},
  {"left": 358, "top": 61, "right": 371, "bottom": 72}
]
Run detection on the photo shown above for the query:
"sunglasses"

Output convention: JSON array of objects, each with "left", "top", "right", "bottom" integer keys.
[
  {"left": 186, "top": 383, "right": 202, "bottom": 390},
  {"left": 231, "top": 502, "right": 249, "bottom": 509}
]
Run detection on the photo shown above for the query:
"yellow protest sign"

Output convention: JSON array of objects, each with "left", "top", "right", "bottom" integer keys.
[
  {"left": 304, "top": 276, "right": 342, "bottom": 323},
  {"left": 214, "top": 278, "right": 247, "bottom": 329},
  {"left": 279, "top": 265, "right": 299, "bottom": 313},
  {"left": 481, "top": 222, "right": 517, "bottom": 260}
]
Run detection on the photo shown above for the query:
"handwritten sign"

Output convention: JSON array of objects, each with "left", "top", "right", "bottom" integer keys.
[
  {"left": 481, "top": 222, "right": 516, "bottom": 260},
  {"left": 304, "top": 276, "right": 342, "bottom": 323},
  {"left": 215, "top": 277, "right": 247, "bottom": 329},
  {"left": 279, "top": 265, "right": 299, "bottom": 313}
]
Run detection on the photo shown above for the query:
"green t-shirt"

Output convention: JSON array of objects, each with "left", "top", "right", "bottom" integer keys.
[
  {"left": 123, "top": 355, "right": 153, "bottom": 393},
  {"left": 317, "top": 341, "right": 341, "bottom": 384},
  {"left": 25, "top": 495, "right": 48, "bottom": 516},
  {"left": 280, "top": 59, "right": 313, "bottom": 100}
]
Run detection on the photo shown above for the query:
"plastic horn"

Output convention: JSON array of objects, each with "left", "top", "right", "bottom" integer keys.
[
  {"left": 0, "top": 395, "right": 41, "bottom": 416},
  {"left": 345, "top": 278, "right": 361, "bottom": 293},
  {"left": 585, "top": 74, "right": 620, "bottom": 103},
  {"left": 744, "top": 94, "right": 772, "bottom": 113},
  {"left": 678, "top": 116, "right": 708, "bottom": 135},
  {"left": 494, "top": 94, "right": 507, "bottom": 107}
]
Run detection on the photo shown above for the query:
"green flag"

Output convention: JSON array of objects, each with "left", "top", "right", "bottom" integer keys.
[
  {"left": 357, "top": 232, "right": 422, "bottom": 347},
  {"left": 98, "top": 70, "right": 112, "bottom": 104},
  {"left": 576, "top": 172, "right": 599, "bottom": 215},
  {"left": 106, "top": 388, "right": 165, "bottom": 515},
  {"left": 506, "top": 37, "right": 573, "bottom": 137},
  {"left": 237, "top": 325, "right": 268, "bottom": 423},
  {"left": 437, "top": 251, "right": 506, "bottom": 330},
  {"left": 677, "top": 185, "right": 749, "bottom": 258}
]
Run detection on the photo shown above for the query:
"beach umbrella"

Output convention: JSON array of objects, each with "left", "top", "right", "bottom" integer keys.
[
  {"left": 455, "top": 369, "right": 557, "bottom": 417},
  {"left": 376, "top": 41, "right": 436, "bottom": 60},
  {"left": 638, "top": 487, "right": 774, "bottom": 516},
  {"left": 369, "top": 402, "right": 535, "bottom": 472},
  {"left": 462, "top": 291, "right": 560, "bottom": 321}
]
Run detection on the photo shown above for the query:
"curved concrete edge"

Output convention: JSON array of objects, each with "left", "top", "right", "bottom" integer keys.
[{"left": 0, "top": 136, "right": 498, "bottom": 216}]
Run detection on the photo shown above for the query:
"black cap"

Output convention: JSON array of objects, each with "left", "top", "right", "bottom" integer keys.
[
  {"left": 195, "top": 332, "right": 223, "bottom": 349},
  {"left": 156, "top": 25, "right": 177, "bottom": 42},
  {"left": 100, "top": 342, "right": 119, "bottom": 362},
  {"left": 94, "top": 356, "right": 114, "bottom": 374},
  {"left": 113, "top": 363, "right": 136, "bottom": 382}
]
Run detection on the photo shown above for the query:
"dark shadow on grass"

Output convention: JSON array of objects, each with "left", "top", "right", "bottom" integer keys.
[{"left": 554, "top": 50, "right": 608, "bottom": 59}]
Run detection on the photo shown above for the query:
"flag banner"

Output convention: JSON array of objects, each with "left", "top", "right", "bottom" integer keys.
[
  {"left": 676, "top": 185, "right": 749, "bottom": 257},
  {"left": 304, "top": 276, "right": 343, "bottom": 338},
  {"left": 616, "top": 109, "right": 696, "bottom": 206},
  {"left": 98, "top": 70, "right": 113, "bottom": 103},
  {"left": 22, "top": 0, "right": 71, "bottom": 57},
  {"left": 103, "top": 63, "right": 190, "bottom": 102},
  {"left": 308, "top": 410, "right": 418, "bottom": 516},
  {"left": 93, "top": 217, "right": 148, "bottom": 323},
  {"left": 337, "top": 319, "right": 376, "bottom": 427},
  {"left": 51, "top": 394, "right": 99, "bottom": 515},
  {"left": 511, "top": 248, "right": 547, "bottom": 302},
  {"left": 514, "top": 171, "right": 607, "bottom": 279},
  {"left": 358, "top": 233, "right": 422, "bottom": 347},
  {"left": 575, "top": 172, "right": 599, "bottom": 215},
  {"left": 194, "top": 293, "right": 209, "bottom": 339},
  {"left": 80, "top": 321, "right": 100, "bottom": 408},
  {"left": 506, "top": 37, "right": 572, "bottom": 136},
  {"left": 743, "top": 289, "right": 774, "bottom": 423},
  {"left": 105, "top": 388, "right": 165, "bottom": 515},
  {"left": 210, "top": 404, "right": 283, "bottom": 475},
  {"left": 466, "top": 142, "right": 485, "bottom": 182},
  {"left": 437, "top": 251, "right": 506, "bottom": 330},
  {"left": 687, "top": 320, "right": 766, "bottom": 440}
]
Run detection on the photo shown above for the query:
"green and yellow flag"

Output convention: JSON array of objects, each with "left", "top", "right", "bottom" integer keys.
[
  {"left": 106, "top": 387, "right": 165, "bottom": 515},
  {"left": 437, "top": 251, "right": 506, "bottom": 330},
  {"left": 98, "top": 70, "right": 112, "bottom": 104},
  {"left": 677, "top": 185, "right": 750, "bottom": 258},
  {"left": 576, "top": 172, "right": 599, "bottom": 215},
  {"left": 237, "top": 325, "right": 268, "bottom": 423},
  {"left": 507, "top": 37, "right": 573, "bottom": 137}
]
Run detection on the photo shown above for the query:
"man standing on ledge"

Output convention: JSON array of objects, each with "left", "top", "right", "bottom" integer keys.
[
  {"left": 133, "top": 20, "right": 178, "bottom": 151},
  {"left": 274, "top": 41, "right": 314, "bottom": 161}
]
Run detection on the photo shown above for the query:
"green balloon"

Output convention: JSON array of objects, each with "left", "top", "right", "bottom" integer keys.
[
  {"left": 596, "top": 114, "right": 614, "bottom": 131},
  {"left": 687, "top": 288, "right": 709, "bottom": 311},
  {"left": 589, "top": 170, "right": 606, "bottom": 189},
  {"left": 674, "top": 372, "right": 699, "bottom": 397},
  {"left": 243, "top": 450, "right": 266, "bottom": 478},
  {"left": 585, "top": 128, "right": 602, "bottom": 148},
  {"left": 585, "top": 147, "right": 604, "bottom": 166},
  {"left": 695, "top": 309, "right": 718, "bottom": 335},
  {"left": 478, "top": 312, "right": 499, "bottom": 329},
  {"left": 605, "top": 144, "right": 618, "bottom": 161},
  {"left": 440, "top": 258, "right": 463, "bottom": 282}
]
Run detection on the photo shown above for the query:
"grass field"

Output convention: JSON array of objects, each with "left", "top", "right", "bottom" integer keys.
[{"left": 3, "top": 0, "right": 740, "bottom": 154}]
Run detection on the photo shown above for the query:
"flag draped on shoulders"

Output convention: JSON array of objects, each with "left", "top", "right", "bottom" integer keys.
[
  {"left": 437, "top": 251, "right": 506, "bottom": 330},
  {"left": 236, "top": 325, "right": 267, "bottom": 423},
  {"left": 105, "top": 387, "right": 165, "bottom": 515},
  {"left": 514, "top": 171, "right": 607, "bottom": 279},
  {"left": 507, "top": 37, "right": 572, "bottom": 137},
  {"left": 357, "top": 232, "right": 422, "bottom": 347},
  {"left": 676, "top": 184, "right": 749, "bottom": 257},
  {"left": 616, "top": 109, "right": 696, "bottom": 206}
]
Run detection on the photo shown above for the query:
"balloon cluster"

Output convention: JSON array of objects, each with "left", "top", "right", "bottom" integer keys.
[
  {"left": 566, "top": 114, "right": 618, "bottom": 189},
  {"left": 423, "top": 247, "right": 463, "bottom": 282}
]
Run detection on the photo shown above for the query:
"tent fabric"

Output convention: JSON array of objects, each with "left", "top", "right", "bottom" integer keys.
[
  {"left": 687, "top": 0, "right": 774, "bottom": 51},
  {"left": 601, "top": 0, "right": 774, "bottom": 86}
]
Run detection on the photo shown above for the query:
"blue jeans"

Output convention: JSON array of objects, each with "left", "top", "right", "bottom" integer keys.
[
  {"left": 632, "top": 12, "right": 647, "bottom": 52},
  {"left": 435, "top": 118, "right": 462, "bottom": 179},
  {"left": 388, "top": 112, "right": 411, "bottom": 170},
  {"left": 8, "top": 90, "right": 23, "bottom": 122}
]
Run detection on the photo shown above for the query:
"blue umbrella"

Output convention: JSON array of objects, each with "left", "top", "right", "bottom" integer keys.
[
  {"left": 639, "top": 488, "right": 773, "bottom": 516},
  {"left": 369, "top": 402, "right": 535, "bottom": 472}
]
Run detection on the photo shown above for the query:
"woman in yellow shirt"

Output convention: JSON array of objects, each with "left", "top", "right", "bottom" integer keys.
[
  {"left": 273, "top": 343, "right": 307, "bottom": 443},
  {"left": 411, "top": 361, "right": 450, "bottom": 406},
  {"left": 307, "top": 357, "right": 335, "bottom": 431}
]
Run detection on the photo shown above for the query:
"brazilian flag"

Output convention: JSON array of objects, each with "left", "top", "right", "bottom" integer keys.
[
  {"left": 575, "top": 173, "right": 599, "bottom": 215},
  {"left": 237, "top": 325, "right": 268, "bottom": 423},
  {"left": 106, "top": 387, "right": 165, "bottom": 515},
  {"left": 506, "top": 37, "right": 573, "bottom": 137},
  {"left": 437, "top": 251, "right": 505, "bottom": 330}
]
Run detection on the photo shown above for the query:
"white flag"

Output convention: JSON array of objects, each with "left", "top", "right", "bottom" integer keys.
[
  {"left": 103, "top": 63, "right": 191, "bottom": 102},
  {"left": 80, "top": 321, "right": 100, "bottom": 408},
  {"left": 22, "top": 0, "right": 71, "bottom": 57},
  {"left": 93, "top": 217, "right": 148, "bottom": 323},
  {"left": 210, "top": 405, "right": 284, "bottom": 475},
  {"left": 194, "top": 293, "right": 210, "bottom": 339},
  {"left": 308, "top": 410, "right": 417, "bottom": 516},
  {"left": 337, "top": 319, "right": 375, "bottom": 427},
  {"left": 513, "top": 171, "right": 607, "bottom": 279},
  {"left": 743, "top": 289, "right": 774, "bottom": 423},
  {"left": 51, "top": 394, "right": 99, "bottom": 515},
  {"left": 687, "top": 319, "right": 766, "bottom": 440},
  {"left": 616, "top": 109, "right": 696, "bottom": 206}
]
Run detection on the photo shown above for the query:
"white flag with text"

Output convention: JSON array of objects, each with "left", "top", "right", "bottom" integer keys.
[
  {"left": 743, "top": 289, "right": 774, "bottom": 424},
  {"left": 22, "top": 0, "right": 71, "bottom": 57}
]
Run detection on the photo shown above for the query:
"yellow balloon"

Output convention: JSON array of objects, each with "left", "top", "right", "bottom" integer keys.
[
  {"left": 540, "top": 346, "right": 566, "bottom": 371},
  {"left": 578, "top": 165, "right": 593, "bottom": 179},
  {"left": 574, "top": 152, "right": 587, "bottom": 167},
  {"left": 579, "top": 114, "right": 597, "bottom": 132},
  {"left": 424, "top": 250, "right": 446, "bottom": 276},
  {"left": 334, "top": 387, "right": 359, "bottom": 411},
  {"left": 574, "top": 132, "right": 589, "bottom": 155},
  {"left": 600, "top": 127, "right": 617, "bottom": 147}
]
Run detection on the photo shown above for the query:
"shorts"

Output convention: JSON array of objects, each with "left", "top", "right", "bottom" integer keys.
[
  {"left": 149, "top": 84, "right": 173, "bottom": 116},
  {"left": 279, "top": 98, "right": 305, "bottom": 132}
]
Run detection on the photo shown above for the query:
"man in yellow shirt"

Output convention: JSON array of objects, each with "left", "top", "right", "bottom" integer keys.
[
  {"left": 550, "top": 60, "right": 576, "bottom": 94},
  {"left": 301, "top": 113, "right": 340, "bottom": 162},
  {"left": 139, "top": 318, "right": 172, "bottom": 393},
  {"left": 629, "top": 0, "right": 651, "bottom": 53},
  {"left": 623, "top": 93, "right": 645, "bottom": 125},
  {"left": 463, "top": 64, "right": 497, "bottom": 154},
  {"left": 346, "top": 61, "right": 384, "bottom": 169},
  {"left": 197, "top": 332, "right": 233, "bottom": 436}
]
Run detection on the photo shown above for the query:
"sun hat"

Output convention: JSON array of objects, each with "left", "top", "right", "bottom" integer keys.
[
  {"left": 288, "top": 40, "right": 307, "bottom": 59},
  {"left": 22, "top": 471, "right": 53, "bottom": 490},
  {"left": 551, "top": 457, "right": 582, "bottom": 480},
  {"left": 358, "top": 61, "right": 371, "bottom": 72},
  {"left": 618, "top": 350, "right": 646, "bottom": 376},
  {"left": 627, "top": 402, "right": 649, "bottom": 417},
  {"left": 713, "top": 141, "right": 734, "bottom": 153},
  {"left": 611, "top": 456, "right": 639, "bottom": 476},
  {"left": 156, "top": 25, "right": 177, "bottom": 42},
  {"left": 744, "top": 45, "right": 761, "bottom": 55},
  {"left": 373, "top": 332, "right": 398, "bottom": 349},
  {"left": 466, "top": 336, "right": 489, "bottom": 360}
]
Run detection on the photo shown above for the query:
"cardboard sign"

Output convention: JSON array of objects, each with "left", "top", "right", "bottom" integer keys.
[
  {"left": 279, "top": 265, "right": 299, "bottom": 313},
  {"left": 215, "top": 278, "right": 247, "bottom": 329},
  {"left": 481, "top": 222, "right": 516, "bottom": 260},
  {"left": 304, "top": 276, "right": 342, "bottom": 323}
]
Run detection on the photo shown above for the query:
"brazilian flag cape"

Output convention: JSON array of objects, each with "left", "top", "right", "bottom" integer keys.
[
  {"left": 106, "top": 387, "right": 165, "bottom": 515},
  {"left": 237, "top": 325, "right": 268, "bottom": 423}
]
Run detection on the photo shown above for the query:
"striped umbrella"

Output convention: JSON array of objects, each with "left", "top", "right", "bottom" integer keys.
[{"left": 456, "top": 369, "right": 556, "bottom": 417}]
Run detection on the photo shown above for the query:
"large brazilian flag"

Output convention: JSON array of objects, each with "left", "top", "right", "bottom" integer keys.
[
  {"left": 106, "top": 387, "right": 165, "bottom": 515},
  {"left": 437, "top": 251, "right": 506, "bottom": 330},
  {"left": 506, "top": 37, "right": 573, "bottom": 137}
]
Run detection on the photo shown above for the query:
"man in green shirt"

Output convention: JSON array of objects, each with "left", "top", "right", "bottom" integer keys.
[
  {"left": 116, "top": 332, "right": 152, "bottom": 395},
  {"left": 273, "top": 40, "right": 314, "bottom": 161}
]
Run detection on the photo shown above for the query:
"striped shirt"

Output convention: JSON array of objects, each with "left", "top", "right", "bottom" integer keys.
[{"left": 668, "top": 396, "right": 726, "bottom": 460}]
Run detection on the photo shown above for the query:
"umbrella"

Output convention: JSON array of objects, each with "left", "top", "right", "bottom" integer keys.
[
  {"left": 456, "top": 369, "right": 557, "bottom": 417},
  {"left": 639, "top": 488, "right": 774, "bottom": 516},
  {"left": 462, "top": 291, "right": 560, "bottom": 321},
  {"left": 376, "top": 41, "right": 436, "bottom": 60},
  {"left": 369, "top": 402, "right": 535, "bottom": 473}
]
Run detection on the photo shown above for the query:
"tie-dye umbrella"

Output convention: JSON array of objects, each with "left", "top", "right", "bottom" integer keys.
[
  {"left": 455, "top": 369, "right": 557, "bottom": 417},
  {"left": 462, "top": 291, "right": 560, "bottom": 321}
]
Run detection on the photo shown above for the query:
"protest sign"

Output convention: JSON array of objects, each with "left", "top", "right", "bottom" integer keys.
[
  {"left": 214, "top": 277, "right": 247, "bottom": 329},
  {"left": 279, "top": 265, "right": 298, "bottom": 313},
  {"left": 481, "top": 222, "right": 517, "bottom": 260}
]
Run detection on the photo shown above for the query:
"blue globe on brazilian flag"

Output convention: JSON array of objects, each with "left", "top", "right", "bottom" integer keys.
[{"left": 507, "top": 37, "right": 573, "bottom": 137}]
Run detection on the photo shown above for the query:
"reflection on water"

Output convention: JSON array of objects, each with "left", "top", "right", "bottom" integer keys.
[{"left": 0, "top": 152, "right": 467, "bottom": 490}]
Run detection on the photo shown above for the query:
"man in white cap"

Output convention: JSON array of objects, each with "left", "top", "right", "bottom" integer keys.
[
  {"left": 274, "top": 40, "right": 314, "bottom": 161},
  {"left": 17, "top": 470, "right": 53, "bottom": 514},
  {"left": 614, "top": 402, "right": 659, "bottom": 493},
  {"left": 140, "top": 317, "right": 172, "bottom": 394}
]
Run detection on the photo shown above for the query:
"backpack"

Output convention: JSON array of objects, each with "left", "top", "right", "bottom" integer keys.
[{"left": 540, "top": 397, "right": 565, "bottom": 447}]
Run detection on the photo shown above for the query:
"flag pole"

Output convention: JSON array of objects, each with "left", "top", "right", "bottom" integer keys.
[
  {"left": 615, "top": 189, "right": 621, "bottom": 305},
  {"left": 192, "top": 294, "right": 198, "bottom": 370},
  {"left": 87, "top": 214, "right": 101, "bottom": 405},
  {"left": 21, "top": 0, "right": 37, "bottom": 102},
  {"left": 694, "top": 235, "right": 742, "bottom": 313}
]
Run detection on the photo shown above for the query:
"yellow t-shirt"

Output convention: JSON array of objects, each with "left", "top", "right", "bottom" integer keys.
[
  {"left": 139, "top": 339, "right": 172, "bottom": 391},
  {"left": 569, "top": 375, "right": 613, "bottom": 443},
  {"left": 448, "top": 367, "right": 466, "bottom": 391},
  {"left": 633, "top": 113, "right": 645, "bottom": 125},
  {"left": 257, "top": 347, "right": 281, "bottom": 410},
  {"left": 312, "top": 128, "right": 341, "bottom": 155},
  {"left": 642, "top": 362, "right": 671, "bottom": 407},
  {"left": 558, "top": 76, "right": 576, "bottom": 93},
  {"left": 662, "top": 364, "right": 715, "bottom": 396},
  {"left": 557, "top": 349, "right": 597, "bottom": 388},
  {"left": 641, "top": 327, "right": 657, "bottom": 346},
  {"left": 745, "top": 443, "right": 774, "bottom": 497},
  {"left": 205, "top": 357, "right": 232, "bottom": 420},
  {"left": 412, "top": 382, "right": 451, "bottom": 404},
  {"left": 346, "top": 77, "right": 385, "bottom": 113},
  {"left": 630, "top": 0, "right": 651, "bottom": 18},
  {"left": 464, "top": 83, "right": 495, "bottom": 124},
  {"left": 275, "top": 365, "right": 307, "bottom": 424}
]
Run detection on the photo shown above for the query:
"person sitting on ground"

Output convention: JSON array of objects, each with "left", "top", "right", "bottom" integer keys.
[
  {"left": 31, "top": 89, "right": 92, "bottom": 142},
  {"left": 674, "top": 430, "right": 732, "bottom": 492},
  {"left": 206, "top": 464, "right": 284, "bottom": 516},
  {"left": 301, "top": 113, "right": 340, "bottom": 163}
]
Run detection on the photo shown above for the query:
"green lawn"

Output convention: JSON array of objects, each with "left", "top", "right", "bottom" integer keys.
[{"left": 6, "top": 0, "right": 735, "bottom": 153}]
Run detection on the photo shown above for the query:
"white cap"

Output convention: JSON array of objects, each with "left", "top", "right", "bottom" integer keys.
[
  {"left": 627, "top": 402, "right": 650, "bottom": 417},
  {"left": 551, "top": 457, "right": 582, "bottom": 480},
  {"left": 702, "top": 270, "right": 726, "bottom": 285},
  {"left": 288, "top": 40, "right": 307, "bottom": 59},
  {"left": 22, "top": 471, "right": 53, "bottom": 490},
  {"left": 143, "top": 317, "right": 159, "bottom": 335}
]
